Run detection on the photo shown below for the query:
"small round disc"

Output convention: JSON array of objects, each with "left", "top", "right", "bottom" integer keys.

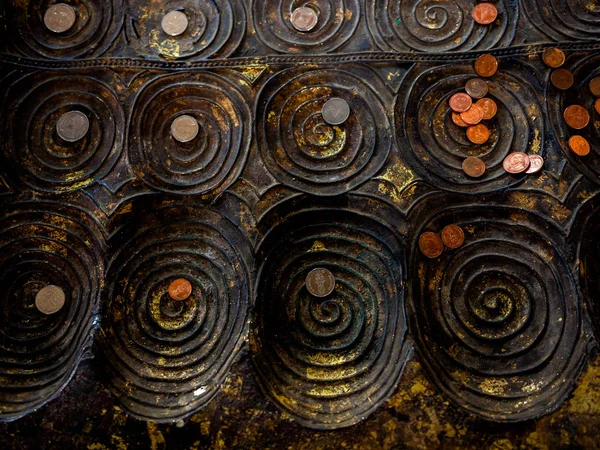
[
  {"left": 550, "top": 69, "right": 574, "bottom": 90},
  {"left": 563, "top": 105, "right": 590, "bottom": 130},
  {"left": 475, "top": 98, "right": 498, "bottom": 120},
  {"left": 542, "top": 48, "right": 566, "bottom": 68},
  {"left": 472, "top": 3, "right": 498, "bottom": 25},
  {"left": 168, "top": 278, "right": 193, "bottom": 301},
  {"left": 44, "top": 3, "right": 76, "bottom": 33},
  {"left": 419, "top": 232, "right": 444, "bottom": 258},
  {"left": 161, "top": 11, "right": 189, "bottom": 37},
  {"left": 465, "top": 78, "right": 489, "bottom": 99},
  {"left": 171, "top": 115, "right": 199, "bottom": 143},
  {"left": 56, "top": 111, "right": 90, "bottom": 142},
  {"left": 462, "top": 156, "right": 486, "bottom": 177},
  {"left": 460, "top": 104, "right": 484, "bottom": 125},
  {"left": 595, "top": 98, "right": 600, "bottom": 115},
  {"left": 290, "top": 6, "right": 319, "bottom": 32},
  {"left": 449, "top": 93, "right": 473, "bottom": 113},
  {"left": 525, "top": 154, "right": 544, "bottom": 174},
  {"left": 474, "top": 54, "right": 499, "bottom": 77},
  {"left": 503, "top": 152, "right": 531, "bottom": 174},
  {"left": 451, "top": 112, "right": 469, "bottom": 128},
  {"left": 322, "top": 98, "right": 350, "bottom": 125},
  {"left": 568, "top": 135, "right": 591, "bottom": 156},
  {"left": 35, "top": 285, "right": 66, "bottom": 315},
  {"left": 441, "top": 225, "right": 465, "bottom": 249},
  {"left": 306, "top": 268, "right": 336, "bottom": 297},
  {"left": 466, "top": 124, "right": 490, "bottom": 145},
  {"left": 589, "top": 77, "right": 600, "bottom": 97}
]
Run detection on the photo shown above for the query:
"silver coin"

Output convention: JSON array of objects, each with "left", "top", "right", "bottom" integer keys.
[
  {"left": 306, "top": 268, "right": 336, "bottom": 298},
  {"left": 290, "top": 6, "right": 319, "bottom": 32},
  {"left": 56, "top": 111, "right": 90, "bottom": 142},
  {"left": 44, "top": 3, "right": 77, "bottom": 34},
  {"left": 171, "top": 115, "right": 199, "bottom": 143},
  {"left": 35, "top": 285, "right": 66, "bottom": 315},
  {"left": 161, "top": 11, "right": 189, "bottom": 37},
  {"left": 322, "top": 98, "right": 351, "bottom": 126}
]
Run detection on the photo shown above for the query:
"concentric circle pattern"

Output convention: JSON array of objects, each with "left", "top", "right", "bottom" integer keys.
[
  {"left": 129, "top": 72, "right": 251, "bottom": 195},
  {"left": 395, "top": 62, "right": 544, "bottom": 193},
  {"left": 100, "top": 203, "right": 252, "bottom": 421},
  {"left": 366, "top": 0, "right": 517, "bottom": 52},
  {"left": 256, "top": 67, "right": 392, "bottom": 195},
  {"left": 4, "top": 0, "right": 123, "bottom": 59},
  {"left": 523, "top": 0, "right": 600, "bottom": 41},
  {"left": 3, "top": 72, "right": 124, "bottom": 193},
  {"left": 253, "top": 207, "right": 407, "bottom": 429},
  {"left": 126, "top": 0, "right": 244, "bottom": 59},
  {"left": 252, "top": 0, "right": 359, "bottom": 53},
  {"left": 548, "top": 53, "right": 600, "bottom": 184},
  {"left": 580, "top": 201, "right": 600, "bottom": 337},
  {"left": 410, "top": 208, "right": 586, "bottom": 421},
  {"left": 0, "top": 201, "right": 105, "bottom": 421}
]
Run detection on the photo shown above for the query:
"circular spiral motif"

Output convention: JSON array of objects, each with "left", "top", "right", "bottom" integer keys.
[
  {"left": 126, "top": 0, "right": 244, "bottom": 59},
  {"left": 366, "top": 0, "right": 517, "bottom": 52},
  {"left": 395, "top": 62, "right": 544, "bottom": 194},
  {"left": 0, "top": 201, "right": 105, "bottom": 421},
  {"left": 253, "top": 207, "right": 407, "bottom": 429},
  {"left": 4, "top": 0, "right": 123, "bottom": 59},
  {"left": 256, "top": 67, "right": 392, "bottom": 196},
  {"left": 129, "top": 72, "right": 251, "bottom": 195},
  {"left": 523, "top": 0, "right": 600, "bottom": 41},
  {"left": 100, "top": 203, "right": 251, "bottom": 421},
  {"left": 3, "top": 72, "right": 124, "bottom": 193},
  {"left": 547, "top": 53, "right": 600, "bottom": 184},
  {"left": 410, "top": 207, "right": 586, "bottom": 421},
  {"left": 252, "top": 0, "right": 359, "bottom": 53}
]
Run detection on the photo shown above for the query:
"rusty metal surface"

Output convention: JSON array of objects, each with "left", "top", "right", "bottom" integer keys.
[{"left": 1, "top": 0, "right": 600, "bottom": 447}]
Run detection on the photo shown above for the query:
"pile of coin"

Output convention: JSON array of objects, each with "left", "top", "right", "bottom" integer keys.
[
  {"left": 563, "top": 75, "right": 600, "bottom": 157},
  {"left": 419, "top": 225, "right": 465, "bottom": 259},
  {"left": 502, "top": 152, "right": 544, "bottom": 175}
]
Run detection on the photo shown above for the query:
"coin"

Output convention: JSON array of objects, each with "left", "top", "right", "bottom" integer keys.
[
  {"left": 550, "top": 68, "right": 574, "bottom": 90},
  {"left": 35, "top": 285, "right": 66, "bottom": 315},
  {"left": 462, "top": 156, "right": 486, "bottom": 177},
  {"left": 449, "top": 93, "right": 472, "bottom": 113},
  {"left": 472, "top": 3, "right": 498, "bottom": 25},
  {"left": 56, "top": 111, "right": 89, "bottom": 142},
  {"left": 563, "top": 105, "right": 590, "bottom": 129},
  {"left": 475, "top": 98, "right": 498, "bottom": 120},
  {"left": 595, "top": 98, "right": 600, "bottom": 115},
  {"left": 168, "top": 278, "right": 192, "bottom": 301},
  {"left": 525, "top": 154, "right": 544, "bottom": 174},
  {"left": 474, "top": 54, "right": 499, "bottom": 77},
  {"left": 589, "top": 77, "right": 600, "bottom": 97},
  {"left": 542, "top": 47, "right": 565, "bottom": 68},
  {"left": 441, "top": 225, "right": 465, "bottom": 249},
  {"left": 465, "top": 78, "right": 489, "bottom": 99},
  {"left": 418, "top": 232, "right": 444, "bottom": 259},
  {"left": 452, "top": 112, "right": 469, "bottom": 127},
  {"left": 291, "top": 6, "right": 319, "bottom": 32},
  {"left": 161, "top": 11, "right": 189, "bottom": 36},
  {"left": 460, "top": 104, "right": 484, "bottom": 125},
  {"left": 466, "top": 123, "right": 490, "bottom": 145},
  {"left": 171, "top": 115, "right": 199, "bottom": 143},
  {"left": 322, "top": 98, "right": 350, "bottom": 125},
  {"left": 306, "top": 268, "right": 335, "bottom": 297},
  {"left": 503, "top": 152, "right": 530, "bottom": 174},
  {"left": 44, "top": 3, "right": 76, "bottom": 33},
  {"left": 568, "top": 135, "right": 591, "bottom": 156}
]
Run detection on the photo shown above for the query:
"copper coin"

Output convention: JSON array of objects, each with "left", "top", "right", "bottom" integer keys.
[
  {"left": 419, "top": 232, "right": 444, "bottom": 259},
  {"left": 35, "top": 285, "right": 66, "bottom": 315},
  {"left": 472, "top": 3, "right": 498, "bottom": 25},
  {"left": 564, "top": 105, "right": 590, "bottom": 129},
  {"left": 503, "top": 152, "right": 531, "bottom": 174},
  {"left": 56, "top": 111, "right": 89, "bottom": 142},
  {"left": 452, "top": 112, "right": 469, "bottom": 127},
  {"left": 475, "top": 98, "right": 498, "bottom": 120},
  {"left": 171, "top": 115, "right": 199, "bottom": 143},
  {"left": 460, "top": 104, "right": 484, "bottom": 125},
  {"left": 322, "top": 98, "right": 350, "bottom": 125},
  {"left": 525, "top": 154, "right": 544, "bottom": 174},
  {"left": 462, "top": 156, "right": 486, "bottom": 177},
  {"left": 168, "top": 278, "right": 192, "bottom": 301},
  {"left": 449, "top": 93, "right": 472, "bottom": 113},
  {"left": 465, "top": 78, "right": 489, "bottom": 99},
  {"left": 306, "top": 268, "right": 335, "bottom": 297},
  {"left": 291, "top": 6, "right": 319, "bottom": 32},
  {"left": 542, "top": 48, "right": 565, "bottom": 68},
  {"left": 550, "top": 69, "right": 574, "bottom": 90},
  {"left": 466, "top": 123, "right": 490, "bottom": 145},
  {"left": 161, "top": 11, "right": 189, "bottom": 36},
  {"left": 589, "top": 77, "right": 600, "bottom": 97},
  {"left": 441, "top": 225, "right": 465, "bottom": 249},
  {"left": 595, "top": 98, "right": 600, "bottom": 115},
  {"left": 474, "top": 54, "right": 499, "bottom": 77},
  {"left": 44, "top": 3, "right": 76, "bottom": 33},
  {"left": 568, "top": 135, "right": 591, "bottom": 156}
]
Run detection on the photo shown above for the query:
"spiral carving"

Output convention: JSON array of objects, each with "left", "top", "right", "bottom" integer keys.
[
  {"left": 366, "top": 0, "right": 517, "bottom": 52},
  {"left": 129, "top": 72, "right": 251, "bottom": 195},
  {"left": 0, "top": 200, "right": 105, "bottom": 421},
  {"left": 409, "top": 207, "right": 587, "bottom": 421},
  {"left": 253, "top": 206, "right": 407, "bottom": 429},
  {"left": 126, "top": 0, "right": 244, "bottom": 59},
  {"left": 2, "top": 72, "right": 124, "bottom": 193},
  {"left": 395, "top": 62, "right": 544, "bottom": 194},
  {"left": 99, "top": 203, "right": 252, "bottom": 421},
  {"left": 523, "top": 0, "right": 600, "bottom": 41},
  {"left": 256, "top": 67, "right": 392, "bottom": 196},
  {"left": 4, "top": 0, "right": 123, "bottom": 59}
]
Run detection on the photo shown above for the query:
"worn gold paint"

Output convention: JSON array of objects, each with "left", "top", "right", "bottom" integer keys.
[
  {"left": 479, "top": 378, "right": 508, "bottom": 395},
  {"left": 308, "top": 240, "right": 327, "bottom": 252},
  {"left": 147, "top": 422, "right": 166, "bottom": 450},
  {"left": 236, "top": 66, "right": 268, "bottom": 84}
]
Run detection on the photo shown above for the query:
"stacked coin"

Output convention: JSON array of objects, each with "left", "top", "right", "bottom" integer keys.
[{"left": 419, "top": 225, "right": 465, "bottom": 258}]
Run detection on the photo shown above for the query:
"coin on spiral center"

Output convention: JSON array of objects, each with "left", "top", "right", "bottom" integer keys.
[
  {"left": 419, "top": 232, "right": 444, "bottom": 259},
  {"left": 35, "top": 285, "right": 66, "bottom": 315},
  {"left": 44, "top": 3, "right": 76, "bottom": 33},
  {"left": 525, "top": 154, "right": 544, "bottom": 174},
  {"left": 322, "top": 98, "right": 350, "bottom": 125},
  {"left": 441, "top": 225, "right": 465, "bottom": 249},
  {"left": 462, "top": 156, "right": 486, "bottom": 177},
  {"left": 503, "top": 152, "right": 530, "bottom": 173},
  {"left": 449, "top": 93, "right": 472, "bottom": 112},
  {"left": 472, "top": 3, "right": 498, "bottom": 25},
  {"left": 542, "top": 47, "right": 565, "bottom": 68},
  {"left": 161, "top": 10, "right": 189, "bottom": 36},
  {"left": 465, "top": 78, "right": 489, "bottom": 99},
  {"left": 168, "top": 278, "right": 193, "bottom": 301},
  {"left": 171, "top": 115, "right": 199, "bottom": 143},
  {"left": 291, "top": 6, "right": 319, "bottom": 32},
  {"left": 306, "top": 268, "right": 335, "bottom": 297},
  {"left": 56, "top": 111, "right": 89, "bottom": 142},
  {"left": 564, "top": 105, "right": 590, "bottom": 129}
]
